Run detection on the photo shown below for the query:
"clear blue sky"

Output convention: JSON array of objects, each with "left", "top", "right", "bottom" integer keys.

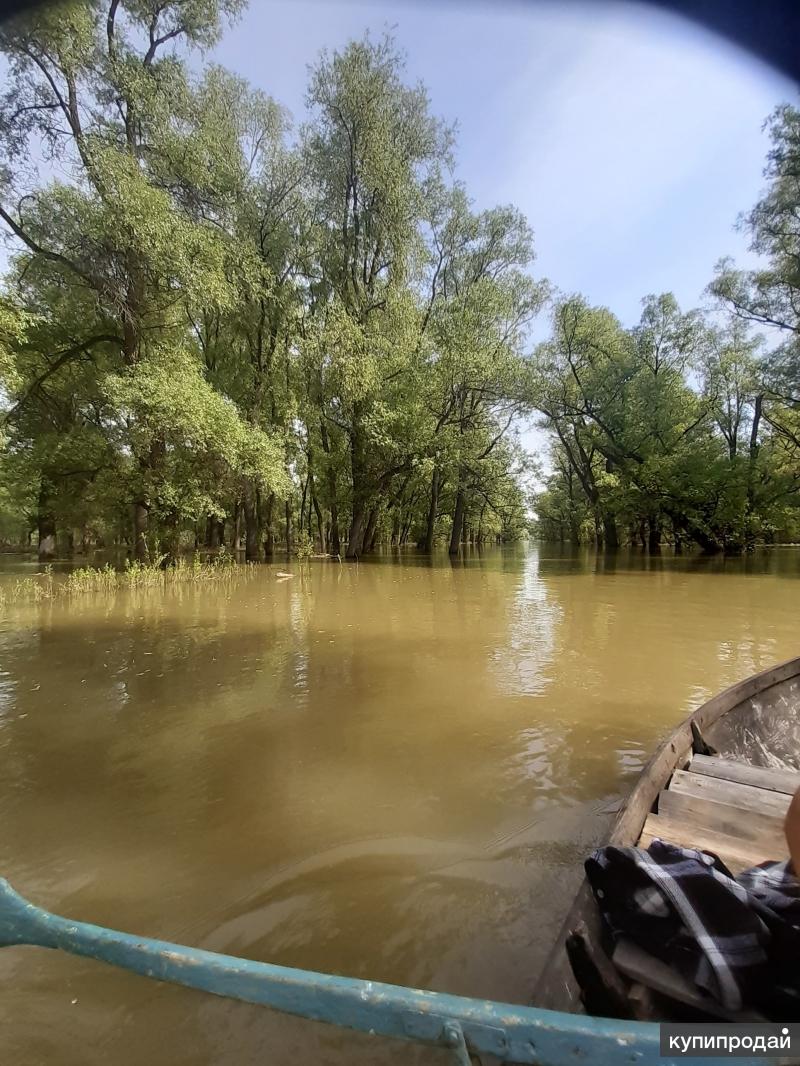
[{"left": 212, "top": 0, "right": 795, "bottom": 327}]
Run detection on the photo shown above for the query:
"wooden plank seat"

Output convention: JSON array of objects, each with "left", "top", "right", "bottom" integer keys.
[
  {"left": 668, "top": 768, "right": 792, "bottom": 819},
  {"left": 639, "top": 814, "right": 772, "bottom": 874},
  {"left": 636, "top": 754, "right": 795, "bottom": 873},
  {"left": 657, "top": 788, "right": 786, "bottom": 853},
  {"left": 689, "top": 753, "right": 800, "bottom": 795}
]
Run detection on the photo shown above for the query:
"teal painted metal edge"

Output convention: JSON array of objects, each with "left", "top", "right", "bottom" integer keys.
[{"left": 0, "top": 879, "right": 776, "bottom": 1065}]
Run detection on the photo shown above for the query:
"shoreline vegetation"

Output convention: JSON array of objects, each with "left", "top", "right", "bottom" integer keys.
[{"left": 0, "top": 4, "right": 797, "bottom": 562}]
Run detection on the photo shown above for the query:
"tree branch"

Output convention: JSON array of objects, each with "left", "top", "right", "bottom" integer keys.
[
  {"left": 2, "top": 334, "right": 122, "bottom": 424},
  {"left": 0, "top": 203, "right": 102, "bottom": 292}
]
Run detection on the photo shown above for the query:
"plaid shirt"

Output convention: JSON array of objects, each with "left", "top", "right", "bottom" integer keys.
[{"left": 585, "top": 840, "right": 800, "bottom": 1016}]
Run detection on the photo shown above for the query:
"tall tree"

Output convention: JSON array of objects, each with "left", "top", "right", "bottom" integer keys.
[
  {"left": 302, "top": 33, "right": 451, "bottom": 557},
  {"left": 0, "top": 0, "right": 287, "bottom": 558}
]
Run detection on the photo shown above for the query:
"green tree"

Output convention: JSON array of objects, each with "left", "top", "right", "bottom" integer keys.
[
  {"left": 0, "top": 0, "right": 287, "bottom": 558},
  {"left": 301, "top": 33, "right": 451, "bottom": 557}
]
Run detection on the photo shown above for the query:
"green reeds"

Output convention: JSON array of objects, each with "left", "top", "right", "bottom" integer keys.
[{"left": 0, "top": 551, "right": 247, "bottom": 607}]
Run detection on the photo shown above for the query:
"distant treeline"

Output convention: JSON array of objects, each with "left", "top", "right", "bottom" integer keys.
[{"left": 0, "top": 2, "right": 797, "bottom": 560}]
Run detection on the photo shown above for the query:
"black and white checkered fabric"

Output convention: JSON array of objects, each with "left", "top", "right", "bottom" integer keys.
[{"left": 585, "top": 839, "right": 800, "bottom": 1016}]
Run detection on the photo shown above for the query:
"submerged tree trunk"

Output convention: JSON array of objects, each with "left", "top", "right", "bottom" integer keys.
[
  {"left": 329, "top": 499, "right": 340, "bottom": 556},
  {"left": 423, "top": 467, "right": 440, "bottom": 552},
  {"left": 161, "top": 510, "right": 181, "bottom": 567},
  {"left": 233, "top": 501, "right": 243, "bottom": 553},
  {"left": 348, "top": 506, "right": 368, "bottom": 558},
  {"left": 133, "top": 500, "right": 149, "bottom": 562},
  {"left": 400, "top": 505, "right": 415, "bottom": 545},
  {"left": 477, "top": 502, "right": 487, "bottom": 546},
  {"left": 299, "top": 475, "right": 308, "bottom": 542},
  {"left": 320, "top": 421, "right": 340, "bottom": 556},
  {"left": 37, "top": 477, "right": 57, "bottom": 561},
  {"left": 602, "top": 513, "right": 619, "bottom": 549},
  {"left": 363, "top": 506, "right": 379, "bottom": 554},
  {"left": 285, "top": 499, "right": 292, "bottom": 553},
  {"left": 206, "top": 516, "right": 224, "bottom": 549},
  {"left": 263, "top": 493, "right": 275, "bottom": 557},
  {"left": 745, "top": 394, "right": 763, "bottom": 549},
  {"left": 243, "top": 484, "right": 261, "bottom": 562},
  {"left": 449, "top": 477, "right": 466, "bottom": 555},
  {"left": 311, "top": 481, "right": 325, "bottom": 553},
  {"left": 346, "top": 415, "right": 368, "bottom": 559},
  {"left": 667, "top": 508, "right": 722, "bottom": 555},
  {"left": 648, "top": 516, "right": 662, "bottom": 553}
]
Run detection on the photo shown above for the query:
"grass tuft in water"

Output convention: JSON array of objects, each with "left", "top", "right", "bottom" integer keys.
[{"left": 0, "top": 551, "right": 247, "bottom": 606}]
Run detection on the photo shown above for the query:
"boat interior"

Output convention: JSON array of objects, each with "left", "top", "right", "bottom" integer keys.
[{"left": 537, "top": 660, "right": 800, "bottom": 1025}]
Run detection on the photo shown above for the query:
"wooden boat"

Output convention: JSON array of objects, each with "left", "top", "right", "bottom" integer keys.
[
  {"left": 535, "top": 654, "right": 800, "bottom": 1021},
  {"left": 1, "top": 657, "right": 798, "bottom": 1064}
]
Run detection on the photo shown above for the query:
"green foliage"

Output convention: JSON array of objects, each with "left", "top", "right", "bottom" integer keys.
[
  {"left": 293, "top": 530, "right": 314, "bottom": 560},
  {"left": 533, "top": 284, "right": 800, "bottom": 551}
]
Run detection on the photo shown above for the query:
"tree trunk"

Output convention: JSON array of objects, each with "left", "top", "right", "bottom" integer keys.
[
  {"left": 363, "top": 507, "right": 379, "bottom": 554},
  {"left": 329, "top": 501, "right": 341, "bottom": 556},
  {"left": 477, "top": 503, "right": 486, "bottom": 546},
  {"left": 346, "top": 415, "right": 368, "bottom": 559},
  {"left": 161, "top": 510, "right": 180, "bottom": 566},
  {"left": 36, "top": 476, "right": 58, "bottom": 561},
  {"left": 243, "top": 484, "right": 261, "bottom": 562},
  {"left": 648, "top": 516, "right": 661, "bottom": 553},
  {"left": 593, "top": 512, "right": 603, "bottom": 546},
  {"left": 285, "top": 499, "right": 292, "bottom": 553},
  {"left": 133, "top": 500, "right": 149, "bottom": 562},
  {"left": 745, "top": 394, "right": 763, "bottom": 548},
  {"left": 311, "top": 482, "right": 325, "bottom": 553},
  {"left": 206, "top": 516, "right": 223, "bottom": 549},
  {"left": 667, "top": 509, "right": 722, "bottom": 555},
  {"left": 320, "top": 420, "right": 340, "bottom": 556},
  {"left": 423, "top": 467, "right": 440, "bottom": 552},
  {"left": 449, "top": 479, "right": 466, "bottom": 555},
  {"left": 233, "top": 501, "right": 243, "bottom": 553},
  {"left": 602, "top": 513, "right": 619, "bottom": 549},
  {"left": 263, "top": 493, "right": 275, "bottom": 558},
  {"left": 300, "top": 475, "right": 308, "bottom": 540},
  {"left": 400, "top": 512, "right": 414, "bottom": 545},
  {"left": 348, "top": 506, "right": 368, "bottom": 558}
]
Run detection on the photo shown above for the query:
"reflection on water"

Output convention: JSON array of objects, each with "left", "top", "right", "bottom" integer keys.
[{"left": 0, "top": 545, "right": 798, "bottom": 1065}]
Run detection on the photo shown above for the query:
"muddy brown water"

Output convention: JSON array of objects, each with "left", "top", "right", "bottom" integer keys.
[{"left": 0, "top": 545, "right": 798, "bottom": 1065}]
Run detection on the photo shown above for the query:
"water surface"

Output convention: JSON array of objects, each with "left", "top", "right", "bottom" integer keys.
[{"left": 0, "top": 545, "right": 798, "bottom": 1065}]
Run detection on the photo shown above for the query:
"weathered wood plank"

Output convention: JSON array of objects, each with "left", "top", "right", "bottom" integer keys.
[
  {"left": 612, "top": 940, "right": 765, "bottom": 1022},
  {"left": 670, "top": 768, "right": 792, "bottom": 819},
  {"left": 626, "top": 982, "right": 659, "bottom": 1022},
  {"left": 639, "top": 813, "right": 782, "bottom": 873},
  {"left": 657, "top": 788, "right": 787, "bottom": 852},
  {"left": 689, "top": 753, "right": 800, "bottom": 795},
  {"left": 564, "top": 920, "right": 632, "bottom": 1019}
]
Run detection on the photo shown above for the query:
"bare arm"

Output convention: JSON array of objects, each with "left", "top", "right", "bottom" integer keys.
[{"left": 784, "top": 787, "right": 800, "bottom": 874}]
